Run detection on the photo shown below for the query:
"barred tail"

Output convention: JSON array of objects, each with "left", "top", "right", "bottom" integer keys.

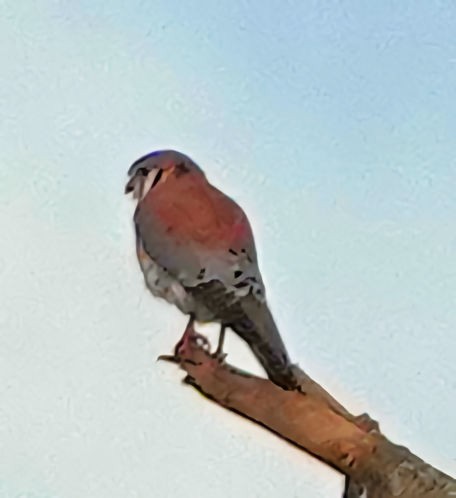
[
  {"left": 184, "top": 280, "right": 296, "bottom": 389},
  {"left": 229, "top": 297, "right": 296, "bottom": 389}
]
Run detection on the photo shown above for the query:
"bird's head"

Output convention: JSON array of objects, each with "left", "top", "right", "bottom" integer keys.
[{"left": 124, "top": 149, "right": 204, "bottom": 200}]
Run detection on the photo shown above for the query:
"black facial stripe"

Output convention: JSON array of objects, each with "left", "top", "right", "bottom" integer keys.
[{"left": 151, "top": 169, "right": 163, "bottom": 189}]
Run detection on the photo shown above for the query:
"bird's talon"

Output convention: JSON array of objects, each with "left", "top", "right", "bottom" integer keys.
[
  {"left": 212, "top": 351, "right": 227, "bottom": 364},
  {"left": 182, "top": 358, "right": 203, "bottom": 366},
  {"left": 183, "top": 374, "right": 197, "bottom": 386},
  {"left": 157, "top": 354, "right": 180, "bottom": 363},
  {"left": 193, "top": 333, "right": 210, "bottom": 350}
]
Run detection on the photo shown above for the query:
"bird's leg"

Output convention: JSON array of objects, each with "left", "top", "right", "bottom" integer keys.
[
  {"left": 173, "top": 314, "right": 195, "bottom": 356},
  {"left": 158, "top": 315, "right": 216, "bottom": 365},
  {"left": 213, "top": 324, "right": 228, "bottom": 362},
  {"left": 173, "top": 315, "right": 210, "bottom": 357},
  {"left": 157, "top": 315, "right": 210, "bottom": 363}
]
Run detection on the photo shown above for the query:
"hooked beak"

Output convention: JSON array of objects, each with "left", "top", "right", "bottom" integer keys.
[
  {"left": 124, "top": 163, "right": 152, "bottom": 196},
  {"left": 124, "top": 165, "right": 163, "bottom": 199},
  {"left": 124, "top": 176, "right": 136, "bottom": 195}
]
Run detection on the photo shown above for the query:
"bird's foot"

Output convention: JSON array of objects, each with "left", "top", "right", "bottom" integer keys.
[
  {"left": 174, "top": 321, "right": 210, "bottom": 357},
  {"left": 191, "top": 332, "right": 211, "bottom": 350},
  {"left": 157, "top": 353, "right": 180, "bottom": 363},
  {"left": 210, "top": 350, "right": 227, "bottom": 364},
  {"left": 158, "top": 316, "right": 214, "bottom": 364},
  {"left": 158, "top": 328, "right": 209, "bottom": 364}
]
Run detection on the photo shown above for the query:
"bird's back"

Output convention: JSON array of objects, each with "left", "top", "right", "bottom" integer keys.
[{"left": 138, "top": 171, "right": 252, "bottom": 252}]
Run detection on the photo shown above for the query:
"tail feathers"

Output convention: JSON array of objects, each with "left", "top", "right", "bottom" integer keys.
[
  {"left": 184, "top": 280, "right": 296, "bottom": 389},
  {"left": 229, "top": 297, "right": 296, "bottom": 389}
]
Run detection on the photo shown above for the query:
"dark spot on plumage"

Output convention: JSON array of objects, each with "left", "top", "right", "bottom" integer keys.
[
  {"left": 174, "top": 162, "right": 190, "bottom": 177},
  {"left": 197, "top": 268, "right": 206, "bottom": 280},
  {"left": 240, "top": 248, "right": 253, "bottom": 262},
  {"left": 234, "top": 270, "right": 243, "bottom": 279},
  {"left": 228, "top": 248, "right": 238, "bottom": 255},
  {"left": 154, "top": 278, "right": 160, "bottom": 285}
]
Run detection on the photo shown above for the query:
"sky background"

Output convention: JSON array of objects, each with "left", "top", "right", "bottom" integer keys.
[{"left": 1, "top": 1, "right": 456, "bottom": 497}]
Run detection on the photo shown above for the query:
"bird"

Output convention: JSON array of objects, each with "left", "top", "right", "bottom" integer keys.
[{"left": 125, "top": 149, "right": 296, "bottom": 388}]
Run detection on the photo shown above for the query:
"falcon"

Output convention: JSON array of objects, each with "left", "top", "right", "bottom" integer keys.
[{"left": 125, "top": 150, "right": 295, "bottom": 388}]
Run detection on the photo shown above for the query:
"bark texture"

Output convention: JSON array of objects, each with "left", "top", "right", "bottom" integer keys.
[{"left": 160, "top": 328, "right": 456, "bottom": 498}]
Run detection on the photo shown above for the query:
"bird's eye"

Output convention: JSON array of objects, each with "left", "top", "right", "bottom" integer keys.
[{"left": 137, "top": 167, "right": 149, "bottom": 176}]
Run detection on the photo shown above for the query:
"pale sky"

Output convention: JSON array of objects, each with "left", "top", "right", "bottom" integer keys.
[{"left": 1, "top": 1, "right": 455, "bottom": 497}]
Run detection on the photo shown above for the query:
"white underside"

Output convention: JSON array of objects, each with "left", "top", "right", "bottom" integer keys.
[{"left": 136, "top": 236, "right": 216, "bottom": 322}]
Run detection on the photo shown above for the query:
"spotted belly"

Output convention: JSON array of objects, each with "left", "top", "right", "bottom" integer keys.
[{"left": 136, "top": 236, "right": 215, "bottom": 322}]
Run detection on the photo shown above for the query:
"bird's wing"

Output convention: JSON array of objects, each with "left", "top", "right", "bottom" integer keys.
[{"left": 134, "top": 174, "right": 266, "bottom": 300}]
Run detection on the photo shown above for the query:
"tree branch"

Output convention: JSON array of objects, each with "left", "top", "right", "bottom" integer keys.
[{"left": 160, "top": 330, "right": 456, "bottom": 498}]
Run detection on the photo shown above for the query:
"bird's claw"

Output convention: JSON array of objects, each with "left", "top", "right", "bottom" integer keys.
[
  {"left": 174, "top": 330, "right": 211, "bottom": 357},
  {"left": 157, "top": 354, "right": 180, "bottom": 363},
  {"left": 211, "top": 350, "right": 227, "bottom": 364}
]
